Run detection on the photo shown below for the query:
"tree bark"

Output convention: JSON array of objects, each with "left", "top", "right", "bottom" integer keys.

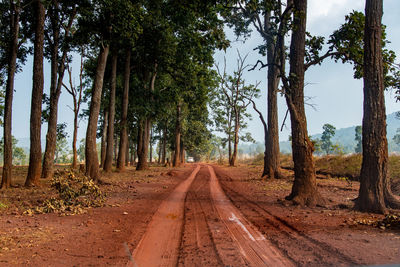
[
  {"left": 117, "top": 49, "right": 131, "bottom": 171},
  {"left": 356, "top": 0, "right": 400, "bottom": 213},
  {"left": 161, "top": 126, "right": 167, "bottom": 164},
  {"left": 263, "top": 13, "right": 282, "bottom": 178},
  {"left": 136, "top": 119, "right": 151, "bottom": 170},
  {"left": 103, "top": 53, "right": 117, "bottom": 172},
  {"left": 230, "top": 107, "right": 239, "bottom": 166},
  {"left": 42, "top": 2, "right": 76, "bottom": 178},
  {"left": 25, "top": 0, "right": 45, "bottom": 187},
  {"left": 149, "top": 126, "right": 153, "bottom": 163},
  {"left": 85, "top": 45, "right": 109, "bottom": 181},
  {"left": 173, "top": 104, "right": 181, "bottom": 167},
  {"left": 1, "top": 1, "right": 20, "bottom": 189},
  {"left": 284, "top": 0, "right": 322, "bottom": 206},
  {"left": 100, "top": 110, "right": 108, "bottom": 168},
  {"left": 125, "top": 140, "right": 130, "bottom": 166}
]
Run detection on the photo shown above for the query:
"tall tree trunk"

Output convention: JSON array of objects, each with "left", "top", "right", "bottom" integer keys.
[
  {"left": 230, "top": 109, "right": 239, "bottom": 167},
  {"left": 100, "top": 110, "right": 108, "bottom": 168},
  {"left": 71, "top": 108, "right": 79, "bottom": 169},
  {"left": 136, "top": 119, "right": 151, "bottom": 170},
  {"left": 284, "top": 0, "right": 322, "bottom": 206},
  {"left": 125, "top": 140, "right": 129, "bottom": 166},
  {"left": 1, "top": 1, "right": 20, "bottom": 189},
  {"left": 161, "top": 126, "right": 167, "bottom": 164},
  {"left": 356, "top": 0, "right": 400, "bottom": 213},
  {"left": 85, "top": 45, "right": 109, "bottom": 181},
  {"left": 173, "top": 104, "right": 181, "bottom": 167},
  {"left": 103, "top": 53, "right": 117, "bottom": 172},
  {"left": 25, "top": 0, "right": 45, "bottom": 187},
  {"left": 42, "top": 2, "right": 75, "bottom": 178},
  {"left": 117, "top": 49, "right": 131, "bottom": 171},
  {"left": 149, "top": 127, "right": 153, "bottom": 163},
  {"left": 129, "top": 140, "right": 134, "bottom": 166},
  {"left": 158, "top": 135, "right": 162, "bottom": 164},
  {"left": 264, "top": 18, "right": 282, "bottom": 178},
  {"left": 136, "top": 67, "right": 156, "bottom": 170},
  {"left": 41, "top": 18, "right": 60, "bottom": 179},
  {"left": 180, "top": 143, "right": 185, "bottom": 164}
]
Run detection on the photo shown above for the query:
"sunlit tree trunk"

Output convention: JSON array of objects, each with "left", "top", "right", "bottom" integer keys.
[
  {"left": 356, "top": 0, "right": 400, "bottom": 212},
  {"left": 25, "top": 0, "right": 45, "bottom": 187},
  {"left": 85, "top": 45, "right": 109, "bottom": 181},
  {"left": 100, "top": 110, "right": 108, "bottom": 168},
  {"left": 284, "top": 0, "right": 322, "bottom": 206}
]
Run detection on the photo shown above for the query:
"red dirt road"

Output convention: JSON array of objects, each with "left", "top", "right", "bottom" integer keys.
[{"left": 130, "top": 164, "right": 293, "bottom": 266}]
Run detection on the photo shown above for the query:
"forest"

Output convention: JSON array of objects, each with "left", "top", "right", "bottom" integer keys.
[{"left": 0, "top": 0, "right": 400, "bottom": 266}]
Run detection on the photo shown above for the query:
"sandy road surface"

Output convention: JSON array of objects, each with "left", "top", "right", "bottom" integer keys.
[{"left": 130, "top": 164, "right": 292, "bottom": 266}]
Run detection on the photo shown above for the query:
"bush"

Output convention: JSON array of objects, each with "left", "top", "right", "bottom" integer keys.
[{"left": 25, "top": 170, "right": 105, "bottom": 215}]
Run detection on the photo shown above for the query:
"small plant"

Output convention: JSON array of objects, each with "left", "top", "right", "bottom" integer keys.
[{"left": 0, "top": 202, "right": 8, "bottom": 209}]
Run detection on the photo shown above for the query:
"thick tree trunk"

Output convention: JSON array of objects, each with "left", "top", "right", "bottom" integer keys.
[
  {"left": 356, "top": 0, "right": 400, "bottom": 213},
  {"left": 149, "top": 127, "right": 153, "bottom": 163},
  {"left": 85, "top": 45, "right": 109, "bottom": 181},
  {"left": 71, "top": 110, "right": 79, "bottom": 169},
  {"left": 117, "top": 49, "right": 131, "bottom": 171},
  {"left": 1, "top": 1, "right": 20, "bottom": 189},
  {"left": 230, "top": 109, "right": 239, "bottom": 167},
  {"left": 136, "top": 119, "right": 151, "bottom": 170},
  {"left": 41, "top": 27, "right": 60, "bottom": 179},
  {"left": 180, "top": 143, "right": 185, "bottom": 164},
  {"left": 103, "top": 53, "right": 117, "bottom": 172},
  {"left": 264, "top": 31, "right": 282, "bottom": 179},
  {"left": 161, "top": 126, "right": 167, "bottom": 164},
  {"left": 100, "top": 110, "right": 108, "bottom": 168},
  {"left": 25, "top": 0, "right": 45, "bottom": 187},
  {"left": 284, "top": 0, "right": 322, "bottom": 206},
  {"left": 173, "top": 104, "right": 181, "bottom": 167},
  {"left": 125, "top": 140, "right": 129, "bottom": 166},
  {"left": 42, "top": 2, "right": 75, "bottom": 178}
]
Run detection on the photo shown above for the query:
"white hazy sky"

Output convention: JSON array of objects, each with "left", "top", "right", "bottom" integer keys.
[
  {"left": 214, "top": 0, "right": 400, "bottom": 142},
  {"left": 8, "top": 0, "right": 400, "bottom": 144}
]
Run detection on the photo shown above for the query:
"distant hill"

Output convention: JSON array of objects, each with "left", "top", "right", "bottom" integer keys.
[{"left": 280, "top": 111, "right": 400, "bottom": 154}]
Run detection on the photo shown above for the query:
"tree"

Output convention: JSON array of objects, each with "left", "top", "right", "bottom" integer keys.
[
  {"left": 1, "top": 0, "right": 22, "bottom": 189},
  {"left": 281, "top": 0, "right": 322, "bottom": 206},
  {"left": 355, "top": 125, "right": 362, "bottom": 153},
  {"left": 63, "top": 51, "right": 84, "bottom": 169},
  {"left": 103, "top": 52, "right": 117, "bottom": 173},
  {"left": 41, "top": 0, "right": 77, "bottom": 179},
  {"left": 25, "top": 0, "right": 45, "bottom": 187},
  {"left": 221, "top": 0, "right": 293, "bottom": 178},
  {"left": 321, "top": 123, "right": 336, "bottom": 155},
  {"left": 116, "top": 48, "right": 131, "bottom": 171},
  {"left": 214, "top": 52, "right": 260, "bottom": 166},
  {"left": 356, "top": 0, "right": 400, "bottom": 213}
]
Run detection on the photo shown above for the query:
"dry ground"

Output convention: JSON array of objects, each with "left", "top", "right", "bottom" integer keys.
[{"left": 0, "top": 163, "right": 399, "bottom": 266}]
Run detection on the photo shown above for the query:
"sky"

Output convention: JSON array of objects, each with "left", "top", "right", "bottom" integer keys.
[{"left": 7, "top": 0, "right": 400, "bottom": 145}]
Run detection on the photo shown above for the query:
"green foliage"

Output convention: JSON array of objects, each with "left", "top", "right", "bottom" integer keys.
[
  {"left": 55, "top": 123, "right": 69, "bottom": 163},
  {"left": 28, "top": 170, "right": 105, "bottom": 215},
  {"left": 328, "top": 11, "right": 399, "bottom": 91},
  {"left": 321, "top": 123, "right": 336, "bottom": 155},
  {"left": 354, "top": 125, "right": 362, "bottom": 153},
  {"left": 0, "top": 135, "right": 27, "bottom": 165}
]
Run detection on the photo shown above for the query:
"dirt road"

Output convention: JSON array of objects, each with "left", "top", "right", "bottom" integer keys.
[{"left": 130, "top": 164, "right": 293, "bottom": 266}]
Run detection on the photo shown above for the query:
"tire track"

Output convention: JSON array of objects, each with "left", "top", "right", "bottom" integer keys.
[
  {"left": 213, "top": 166, "right": 360, "bottom": 267},
  {"left": 130, "top": 165, "right": 200, "bottom": 267},
  {"left": 177, "top": 166, "right": 224, "bottom": 266},
  {"left": 208, "top": 165, "right": 294, "bottom": 267}
]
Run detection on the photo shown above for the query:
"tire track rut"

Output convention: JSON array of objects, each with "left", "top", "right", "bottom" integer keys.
[{"left": 214, "top": 166, "right": 360, "bottom": 267}]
